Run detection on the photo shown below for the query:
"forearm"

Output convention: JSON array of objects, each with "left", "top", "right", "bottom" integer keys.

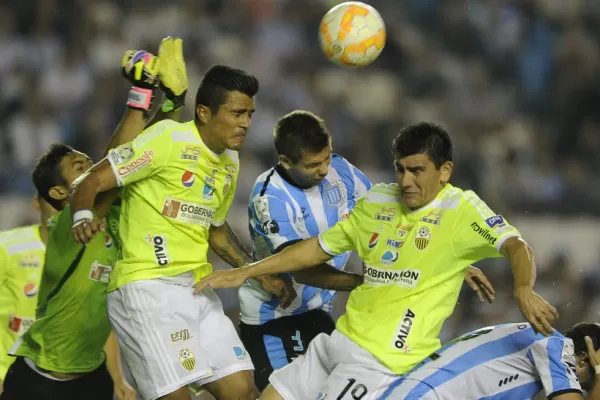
[
  {"left": 243, "top": 237, "right": 332, "bottom": 279},
  {"left": 208, "top": 222, "right": 254, "bottom": 268},
  {"left": 503, "top": 238, "right": 536, "bottom": 292},
  {"left": 587, "top": 380, "right": 600, "bottom": 400},
  {"left": 103, "top": 109, "right": 146, "bottom": 157},
  {"left": 293, "top": 264, "right": 363, "bottom": 291},
  {"left": 70, "top": 172, "right": 101, "bottom": 216},
  {"left": 104, "top": 332, "right": 124, "bottom": 385}
]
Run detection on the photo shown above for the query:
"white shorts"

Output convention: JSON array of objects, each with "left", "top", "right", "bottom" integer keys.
[
  {"left": 107, "top": 273, "right": 254, "bottom": 400},
  {"left": 269, "top": 330, "right": 397, "bottom": 400}
]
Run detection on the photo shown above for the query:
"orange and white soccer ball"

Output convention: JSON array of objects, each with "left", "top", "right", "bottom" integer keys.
[{"left": 319, "top": 1, "right": 386, "bottom": 67}]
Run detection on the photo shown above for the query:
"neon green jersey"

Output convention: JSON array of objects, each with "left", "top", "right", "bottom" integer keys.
[
  {"left": 0, "top": 225, "right": 45, "bottom": 379},
  {"left": 11, "top": 205, "right": 120, "bottom": 373},
  {"left": 318, "top": 183, "right": 520, "bottom": 375},
  {"left": 106, "top": 120, "right": 239, "bottom": 291}
]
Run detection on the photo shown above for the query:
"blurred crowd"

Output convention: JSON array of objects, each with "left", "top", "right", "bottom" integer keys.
[{"left": 1, "top": 0, "right": 599, "bottom": 340}]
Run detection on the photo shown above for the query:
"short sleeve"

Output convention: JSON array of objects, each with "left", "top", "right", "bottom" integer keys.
[
  {"left": 318, "top": 196, "right": 363, "bottom": 256},
  {"left": 352, "top": 166, "right": 372, "bottom": 200},
  {"left": 212, "top": 171, "right": 237, "bottom": 227},
  {"left": 107, "top": 122, "right": 173, "bottom": 187},
  {"left": 249, "top": 195, "right": 303, "bottom": 254},
  {"left": 453, "top": 190, "right": 520, "bottom": 260},
  {"left": 529, "top": 337, "right": 583, "bottom": 398}
]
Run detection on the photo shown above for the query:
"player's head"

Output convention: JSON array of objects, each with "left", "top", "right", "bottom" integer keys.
[
  {"left": 33, "top": 192, "right": 58, "bottom": 222},
  {"left": 392, "top": 122, "right": 453, "bottom": 210},
  {"left": 564, "top": 322, "right": 600, "bottom": 390},
  {"left": 274, "top": 110, "right": 332, "bottom": 188},
  {"left": 32, "top": 143, "right": 93, "bottom": 211},
  {"left": 195, "top": 65, "right": 259, "bottom": 152}
]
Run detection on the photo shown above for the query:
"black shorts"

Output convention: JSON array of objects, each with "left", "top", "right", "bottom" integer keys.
[
  {"left": 239, "top": 308, "right": 336, "bottom": 391},
  {"left": 0, "top": 357, "right": 114, "bottom": 400}
]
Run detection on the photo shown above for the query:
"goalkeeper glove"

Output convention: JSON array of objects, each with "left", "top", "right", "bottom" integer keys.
[
  {"left": 157, "top": 37, "right": 188, "bottom": 112},
  {"left": 121, "top": 50, "right": 160, "bottom": 113}
]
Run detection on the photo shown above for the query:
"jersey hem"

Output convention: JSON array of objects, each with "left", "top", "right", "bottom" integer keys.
[
  {"left": 211, "top": 219, "right": 225, "bottom": 227},
  {"left": 108, "top": 263, "right": 211, "bottom": 291},
  {"left": 12, "top": 351, "right": 105, "bottom": 374},
  {"left": 548, "top": 388, "right": 583, "bottom": 399},
  {"left": 106, "top": 152, "right": 124, "bottom": 187},
  {"left": 495, "top": 232, "right": 520, "bottom": 251},
  {"left": 317, "top": 235, "right": 337, "bottom": 256}
]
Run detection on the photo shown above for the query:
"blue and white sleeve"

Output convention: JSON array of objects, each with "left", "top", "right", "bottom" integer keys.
[
  {"left": 351, "top": 166, "right": 372, "bottom": 200},
  {"left": 248, "top": 194, "right": 303, "bottom": 254},
  {"left": 529, "top": 337, "right": 582, "bottom": 398}
]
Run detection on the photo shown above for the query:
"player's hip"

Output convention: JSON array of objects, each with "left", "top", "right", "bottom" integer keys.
[{"left": 107, "top": 262, "right": 212, "bottom": 292}]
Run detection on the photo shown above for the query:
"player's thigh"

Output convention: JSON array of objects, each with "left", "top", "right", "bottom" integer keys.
[
  {"left": 268, "top": 333, "right": 334, "bottom": 400},
  {"left": 202, "top": 370, "right": 258, "bottom": 400},
  {"left": 325, "top": 363, "right": 398, "bottom": 400},
  {"left": 107, "top": 280, "right": 213, "bottom": 400},
  {"left": 191, "top": 289, "right": 256, "bottom": 399},
  {"left": 239, "top": 322, "right": 274, "bottom": 392},
  {"left": 379, "top": 378, "right": 441, "bottom": 400}
]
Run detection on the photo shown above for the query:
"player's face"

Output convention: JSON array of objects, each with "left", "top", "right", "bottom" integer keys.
[
  {"left": 394, "top": 153, "right": 452, "bottom": 210},
  {"left": 59, "top": 151, "right": 94, "bottom": 186},
  {"left": 576, "top": 355, "right": 595, "bottom": 391},
  {"left": 285, "top": 145, "right": 332, "bottom": 188},
  {"left": 209, "top": 91, "right": 256, "bottom": 151}
]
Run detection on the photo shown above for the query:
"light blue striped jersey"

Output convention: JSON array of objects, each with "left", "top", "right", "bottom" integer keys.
[
  {"left": 239, "top": 154, "right": 371, "bottom": 325},
  {"left": 381, "top": 323, "right": 582, "bottom": 400}
]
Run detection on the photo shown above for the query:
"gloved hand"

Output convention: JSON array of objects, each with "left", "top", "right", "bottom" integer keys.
[
  {"left": 121, "top": 50, "right": 160, "bottom": 113},
  {"left": 157, "top": 37, "right": 188, "bottom": 112}
]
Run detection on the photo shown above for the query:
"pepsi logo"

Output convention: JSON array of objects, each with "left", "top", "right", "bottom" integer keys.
[
  {"left": 24, "top": 282, "right": 38, "bottom": 297},
  {"left": 181, "top": 171, "right": 195, "bottom": 188},
  {"left": 368, "top": 233, "right": 379, "bottom": 249}
]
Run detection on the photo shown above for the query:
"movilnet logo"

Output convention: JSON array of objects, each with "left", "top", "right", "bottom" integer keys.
[
  {"left": 118, "top": 150, "right": 154, "bottom": 177},
  {"left": 471, "top": 222, "right": 497, "bottom": 245}
]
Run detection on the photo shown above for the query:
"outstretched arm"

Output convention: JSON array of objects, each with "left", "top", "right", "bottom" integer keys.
[
  {"left": 292, "top": 264, "right": 363, "bottom": 292},
  {"left": 208, "top": 222, "right": 297, "bottom": 308}
]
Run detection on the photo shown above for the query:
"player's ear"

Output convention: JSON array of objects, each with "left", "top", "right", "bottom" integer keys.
[
  {"left": 439, "top": 161, "right": 453, "bottom": 184},
  {"left": 278, "top": 155, "right": 293, "bottom": 169},
  {"left": 196, "top": 105, "right": 210, "bottom": 125},
  {"left": 48, "top": 186, "right": 69, "bottom": 202}
]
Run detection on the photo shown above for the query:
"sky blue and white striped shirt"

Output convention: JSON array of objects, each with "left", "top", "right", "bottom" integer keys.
[
  {"left": 239, "top": 154, "right": 371, "bottom": 325},
  {"left": 381, "top": 323, "right": 582, "bottom": 400}
]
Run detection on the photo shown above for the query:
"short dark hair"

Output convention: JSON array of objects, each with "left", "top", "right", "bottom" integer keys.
[
  {"left": 195, "top": 65, "right": 259, "bottom": 116},
  {"left": 32, "top": 143, "right": 74, "bottom": 210},
  {"left": 392, "top": 122, "right": 453, "bottom": 169},
  {"left": 274, "top": 110, "right": 331, "bottom": 164},
  {"left": 564, "top": 322, "right": 600, "bottom": 356}
]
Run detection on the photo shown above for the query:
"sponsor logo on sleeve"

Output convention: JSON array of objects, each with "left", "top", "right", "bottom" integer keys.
[
  {"left": 363, "top": 264, "right": 420, "bottom": 288},
  {"left": 180, "top": 145, "right": 201, "bottom": 161},
  {"left": 89, "top": 261, "right": 112, "bottom": 283},
  {"left": 110, "top": 143, "right": 134, "bottom": 164},
  {"left": 261, "top": 220, "right": 280, "bottom": 235},
  {"left": 471, "top": 222, "right": 497, "bottom": 245},
  {"left": 161, "top": 197, "right": 215, "bottom": 228},
  {"left": 561, "top": 340, "right": 579, "bottom": 380},
  {"left": 414, "top": 226, "right": 431, "bottom": 251},
  {"left": 117, "top": 149, "right": 154, "bottom": 178},
  {"left": 146, "top": 234, "right": 170, "bottom": 266},
  {"left": 392, "top": 308, "right": 416, "bottom": 352},
  {"left": 485, "top": 215, "right": 506, "bottom": 229},
  {"left": 8, "top": 314, "right": 35, "bottom": 335}
]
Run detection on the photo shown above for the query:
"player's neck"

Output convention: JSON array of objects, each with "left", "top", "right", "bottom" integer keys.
[
  {"left": 38, "top": 221, "right": 49, "bottom": 245},
  {"left": 195, "top": 121, "right": 225, "bottom": 154},
  {"left": 275, "top": 164, "right": 312, "bottom": 190}
]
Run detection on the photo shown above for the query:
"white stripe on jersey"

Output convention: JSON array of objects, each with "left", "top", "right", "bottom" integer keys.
[
  {"left": 240, "top": 155, "right": 371, "bottom": 325},
  {"left": 382, "top": 323, "right": 582, "bottom": 400}
]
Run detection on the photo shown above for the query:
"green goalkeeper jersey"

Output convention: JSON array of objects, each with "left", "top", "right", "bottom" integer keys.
[{"left": 10, "top": 204, "right": 120, "bottom": 373}]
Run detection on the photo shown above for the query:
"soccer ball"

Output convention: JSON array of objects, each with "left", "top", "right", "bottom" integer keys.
[{"left": 318, "top": 1, "right": 386, "bottom": 67}]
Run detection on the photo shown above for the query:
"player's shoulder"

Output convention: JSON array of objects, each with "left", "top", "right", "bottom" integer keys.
[
  {"left": 365, "top": 183, "right": 399, "bottom": 204},
  {"left": 222, "top": 149, "right": 239, "bottom": 166},
  {"left": 0, "top": 225, "right": 44, "bottom": 257},
  {"left": 249, "top": 168, "right": 289, "bottom": 207}
]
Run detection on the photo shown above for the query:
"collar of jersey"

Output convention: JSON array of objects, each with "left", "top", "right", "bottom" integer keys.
[
  {"left": 402, "top": 183, "right": 453, "bottom": 215},
  {"left": 190, "top": 121, "right": 220, "bottom": 159}
]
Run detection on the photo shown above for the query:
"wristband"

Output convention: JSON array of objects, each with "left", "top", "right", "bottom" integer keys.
[
  {"left": 73, "top": 209, "right": 93, "bottom": 227},
  {"left": 595, "top": 364, "right": 600, "bottom": 375},
  {"left": 127, "top": 87, "right": 153, "bottom": 111}
]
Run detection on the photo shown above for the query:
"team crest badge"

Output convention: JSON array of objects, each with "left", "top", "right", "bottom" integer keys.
[
  {"left": 324, "top": 182, "right": 343, "bottom": 206},
  {"left": 178, "top": 347, "right": 196, "bottom": 371},
  {"left": 414, "top": 226, "right": 431, "bottom": 251}
]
